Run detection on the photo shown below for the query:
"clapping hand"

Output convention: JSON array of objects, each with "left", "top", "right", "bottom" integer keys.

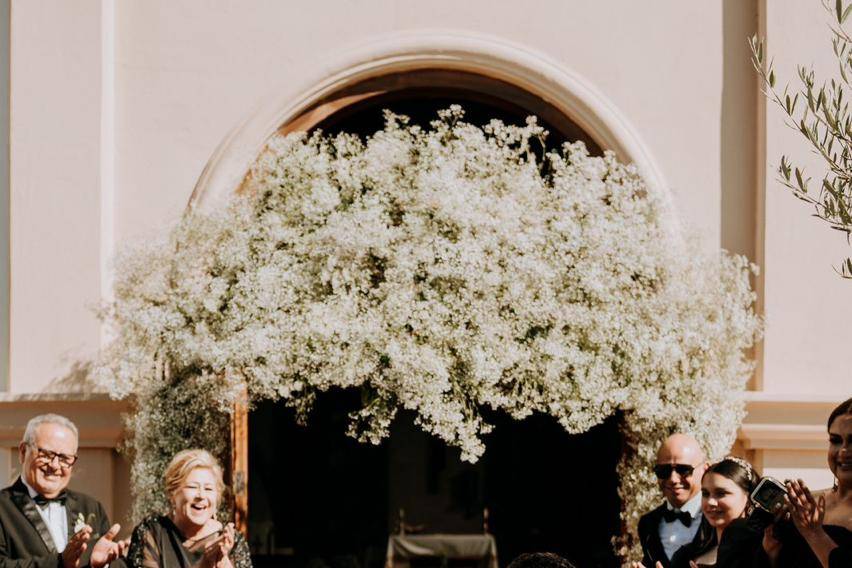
[
  {"left": 62, "top": 525, "right": 92, "bottom": 568},
  {"left": 629, "top": 562, "right": 663, "bottom": 568},
  {"left": 90, "top": 524, "right": 124, "bottom": 568},
  {"left": 784, "top": 478, "right": 842, "bottom": 568},
  {"left": 759, "top": 523, "right": 783, "bottom": 565},
  {"left": 786, "top": 478, "right": 825, "bottom": 534},
  {"left": 201, "top": 523, "right": 235, "bottom": 568}
]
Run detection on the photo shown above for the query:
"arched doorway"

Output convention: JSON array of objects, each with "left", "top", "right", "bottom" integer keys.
[
  {"left": 279, "top": 69, "right": 600, "bottom": 155},
  {"left": 243, "top": 71, "right": 620, "bottom": 568},
  {"left": 248, "top": 393, "right": 622, "bottom": 568}
]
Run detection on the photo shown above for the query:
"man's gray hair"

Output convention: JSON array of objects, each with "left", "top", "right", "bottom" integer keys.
[{"left": 22, "top": 414, "right": 79, "bottom": 446}]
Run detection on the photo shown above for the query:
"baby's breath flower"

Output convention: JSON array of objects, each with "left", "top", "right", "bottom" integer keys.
[{"left": 95, "top": 109, "right": 761, "bottom": 557}]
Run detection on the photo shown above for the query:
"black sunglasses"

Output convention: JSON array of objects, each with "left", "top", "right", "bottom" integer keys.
[{"left": 653, "top": 463, "right": 695, "bottom": 479}]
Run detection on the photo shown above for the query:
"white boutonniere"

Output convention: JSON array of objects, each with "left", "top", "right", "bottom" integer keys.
[{"left": 73, "top": 512, "right": 87, "bottom": 533}]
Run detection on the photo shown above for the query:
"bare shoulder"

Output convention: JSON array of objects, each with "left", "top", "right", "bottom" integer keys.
[{"left": 820, "top": 488, "right": 852, "bottom": 514}]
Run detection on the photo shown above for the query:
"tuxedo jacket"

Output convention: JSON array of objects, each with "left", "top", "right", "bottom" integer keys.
[
  {"left": 638, "top": 503, "right": 716, "bottom": 568},
  {"left": 0, "top": 478, "right": 110, "bottom": 568}
]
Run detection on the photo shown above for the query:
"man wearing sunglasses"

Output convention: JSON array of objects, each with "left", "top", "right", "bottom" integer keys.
[
  {"left": 0, "top": 414, "right": 126, "bottom": 567},
  {"left": 634, "top": 433, "right": 712, "bottom": 568}
]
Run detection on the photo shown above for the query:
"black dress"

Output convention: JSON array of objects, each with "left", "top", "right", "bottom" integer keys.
[
  {"left": 771, "top": 522, "right": 852, "bottom": 568},
  {"left": 715, "top": 519, "right": 851, "bottom": 568},
  {"left": 127, "top": 515, "right": 252, "bottom": 568}
]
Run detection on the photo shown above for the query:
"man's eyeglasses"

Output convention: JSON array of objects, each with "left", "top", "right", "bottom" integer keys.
[
  {"left": 31, "top": 446, "right": 78, "bottom": 468},
  {"left": 653, "top": 463, "right": 695, "bottom": 479}
]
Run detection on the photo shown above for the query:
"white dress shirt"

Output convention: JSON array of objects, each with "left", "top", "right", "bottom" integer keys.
[
  {"left": 21, "top": 477, "right": 69, "bottom": 552},
  {"left": 658, "top": 492, "right": 702, "bottom": 560}
]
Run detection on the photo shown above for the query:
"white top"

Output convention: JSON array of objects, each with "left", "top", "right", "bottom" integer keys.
[
  {"left": 659, "top": 492, "right": 703, "bottom": 560},
  {"left": 21, "top": 477, "right": 69, "bottom": 552}
]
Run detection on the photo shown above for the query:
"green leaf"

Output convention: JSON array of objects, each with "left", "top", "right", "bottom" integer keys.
[
  {"left": 845, "top": 4, "right": 852, "bottom": 22},
  {"left": 837, "top": 0, "right": 843, "bottom": 22},
  {"left": 769, "top": 69, "right": 776, "bottom": 88},
  {"left": 780, "top": 156, "right": 792, "bottom": 180}
]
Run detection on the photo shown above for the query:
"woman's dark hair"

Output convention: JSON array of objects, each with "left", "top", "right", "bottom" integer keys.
[
  {"left": 704, "top": 456, "right": 759, "bottom": 495},
  {"left": 827, "top": 396, "right": 852, "bottom": 431}
]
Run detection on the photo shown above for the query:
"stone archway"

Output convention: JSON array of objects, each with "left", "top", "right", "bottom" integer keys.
[{"left": 187, "top": 31, "right": 673, "bottom": 224}]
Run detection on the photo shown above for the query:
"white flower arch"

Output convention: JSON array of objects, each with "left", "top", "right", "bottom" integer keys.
[{"left": 102, "top": 33, "right": 760, "bottom": 564}]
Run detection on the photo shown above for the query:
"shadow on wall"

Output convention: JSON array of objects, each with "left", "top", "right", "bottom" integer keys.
[{"left": 42, "top": 360, "right": 98, "bottom": 394}]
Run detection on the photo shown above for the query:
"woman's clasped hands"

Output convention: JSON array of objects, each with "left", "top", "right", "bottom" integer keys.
[{"left": 200, "top": 523, "right": 236, "bottom": 568}]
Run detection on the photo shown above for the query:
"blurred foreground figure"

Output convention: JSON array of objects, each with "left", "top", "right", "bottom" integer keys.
[{"left": 507, "top": 552, "right": 577, "bottom": 568}]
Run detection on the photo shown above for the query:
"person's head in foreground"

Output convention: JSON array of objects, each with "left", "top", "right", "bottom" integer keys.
[{"left": 506, "top": 552, "right": 577, "bottom": 568}]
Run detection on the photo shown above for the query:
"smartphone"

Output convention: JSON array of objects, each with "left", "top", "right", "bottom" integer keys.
[
  {"left": 750, "top": 476, "right": 787, "bottom": 512},
  {"left": 186, "top": 528, "right": 227, "bottom": 551}
]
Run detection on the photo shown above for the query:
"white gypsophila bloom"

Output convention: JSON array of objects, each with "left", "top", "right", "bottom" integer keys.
[{"left": 95, "top": 108, "right": 761, "bottom": 559}]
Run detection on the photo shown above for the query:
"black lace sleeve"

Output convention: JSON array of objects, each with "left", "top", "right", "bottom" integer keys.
[
  {"left": 126, "top": 516, "right": 163, "bottom": 568},
  {"left": 229, "top": 531, "right": 253, "bottom": 568}
]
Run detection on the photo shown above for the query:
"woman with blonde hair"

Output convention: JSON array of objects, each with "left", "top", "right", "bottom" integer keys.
[{"left": 127, "top": 449, "right": 252, "bottom": 568}]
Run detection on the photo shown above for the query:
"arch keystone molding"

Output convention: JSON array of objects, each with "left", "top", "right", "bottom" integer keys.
[{"left": 189, "top": 30, "right": 673, "bottom": 222}]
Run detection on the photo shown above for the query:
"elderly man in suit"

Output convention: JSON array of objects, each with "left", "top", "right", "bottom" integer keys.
[
  {"left": 633, "top": 433, "right": 714, "bottom": 568},
  {"left": 0, "top": 413, "right": 126, "bottom": 568}
]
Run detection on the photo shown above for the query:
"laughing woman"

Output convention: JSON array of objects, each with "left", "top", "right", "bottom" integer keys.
[{"left": 127, "top": 449, "right": 252, "bottom": 568}]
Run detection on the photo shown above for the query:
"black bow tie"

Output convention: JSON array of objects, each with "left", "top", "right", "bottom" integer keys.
[
  {"left": 663, "top": 509, "right": 693, "bottom": 527},
  {"left": 32, "top": 492, "right": 66, "bottom": 507}
]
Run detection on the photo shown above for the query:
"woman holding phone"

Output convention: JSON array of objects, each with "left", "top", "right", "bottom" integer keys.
[{"left": 127, "top": 449, "right": 252, "bottom": 568}]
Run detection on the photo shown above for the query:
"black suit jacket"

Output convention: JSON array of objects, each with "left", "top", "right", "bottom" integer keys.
[
  {"left": 0, "top": 478, "right": 110, "bottom": 568},
  {"left": 638, "top": 503, "right": 716, "bottom": 568}
]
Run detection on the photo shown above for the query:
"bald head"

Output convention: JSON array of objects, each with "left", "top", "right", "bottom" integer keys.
[
  {"left": 657, "top": 433, "right": 705, "bottom": 464},
  {"left": 655, "top": 433, "right": 708, "bottom": 508}
]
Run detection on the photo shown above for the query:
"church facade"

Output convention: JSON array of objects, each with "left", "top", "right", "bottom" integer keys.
[{"left": 0, "top": 0, "right": 846, "bottom": 534}]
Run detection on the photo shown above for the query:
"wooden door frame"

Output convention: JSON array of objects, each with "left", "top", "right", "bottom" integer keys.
[{"left": 230, "top": 389, "right": 249, "bottom": 535}]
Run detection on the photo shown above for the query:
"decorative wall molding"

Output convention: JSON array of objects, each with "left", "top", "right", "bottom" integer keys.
[
  {"left": 0, "top": 394, "right": 128, "bottom": 447},
  {"left": 738, "top": 391, "right": 837, "bottom": 451},
  {"left": 0, "top": 391, "right": 832, "bottom": 453}
]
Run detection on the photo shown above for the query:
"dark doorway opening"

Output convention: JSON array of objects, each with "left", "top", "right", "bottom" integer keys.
[
  {"left": 247, "top": 77, "right": 618, "bottom": 568},
  {"left": 248, "top": 390, "right": 622, "bottom": 568},
  {"left": 288, "top": 69, "right": 603, "bottom": 158}
]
